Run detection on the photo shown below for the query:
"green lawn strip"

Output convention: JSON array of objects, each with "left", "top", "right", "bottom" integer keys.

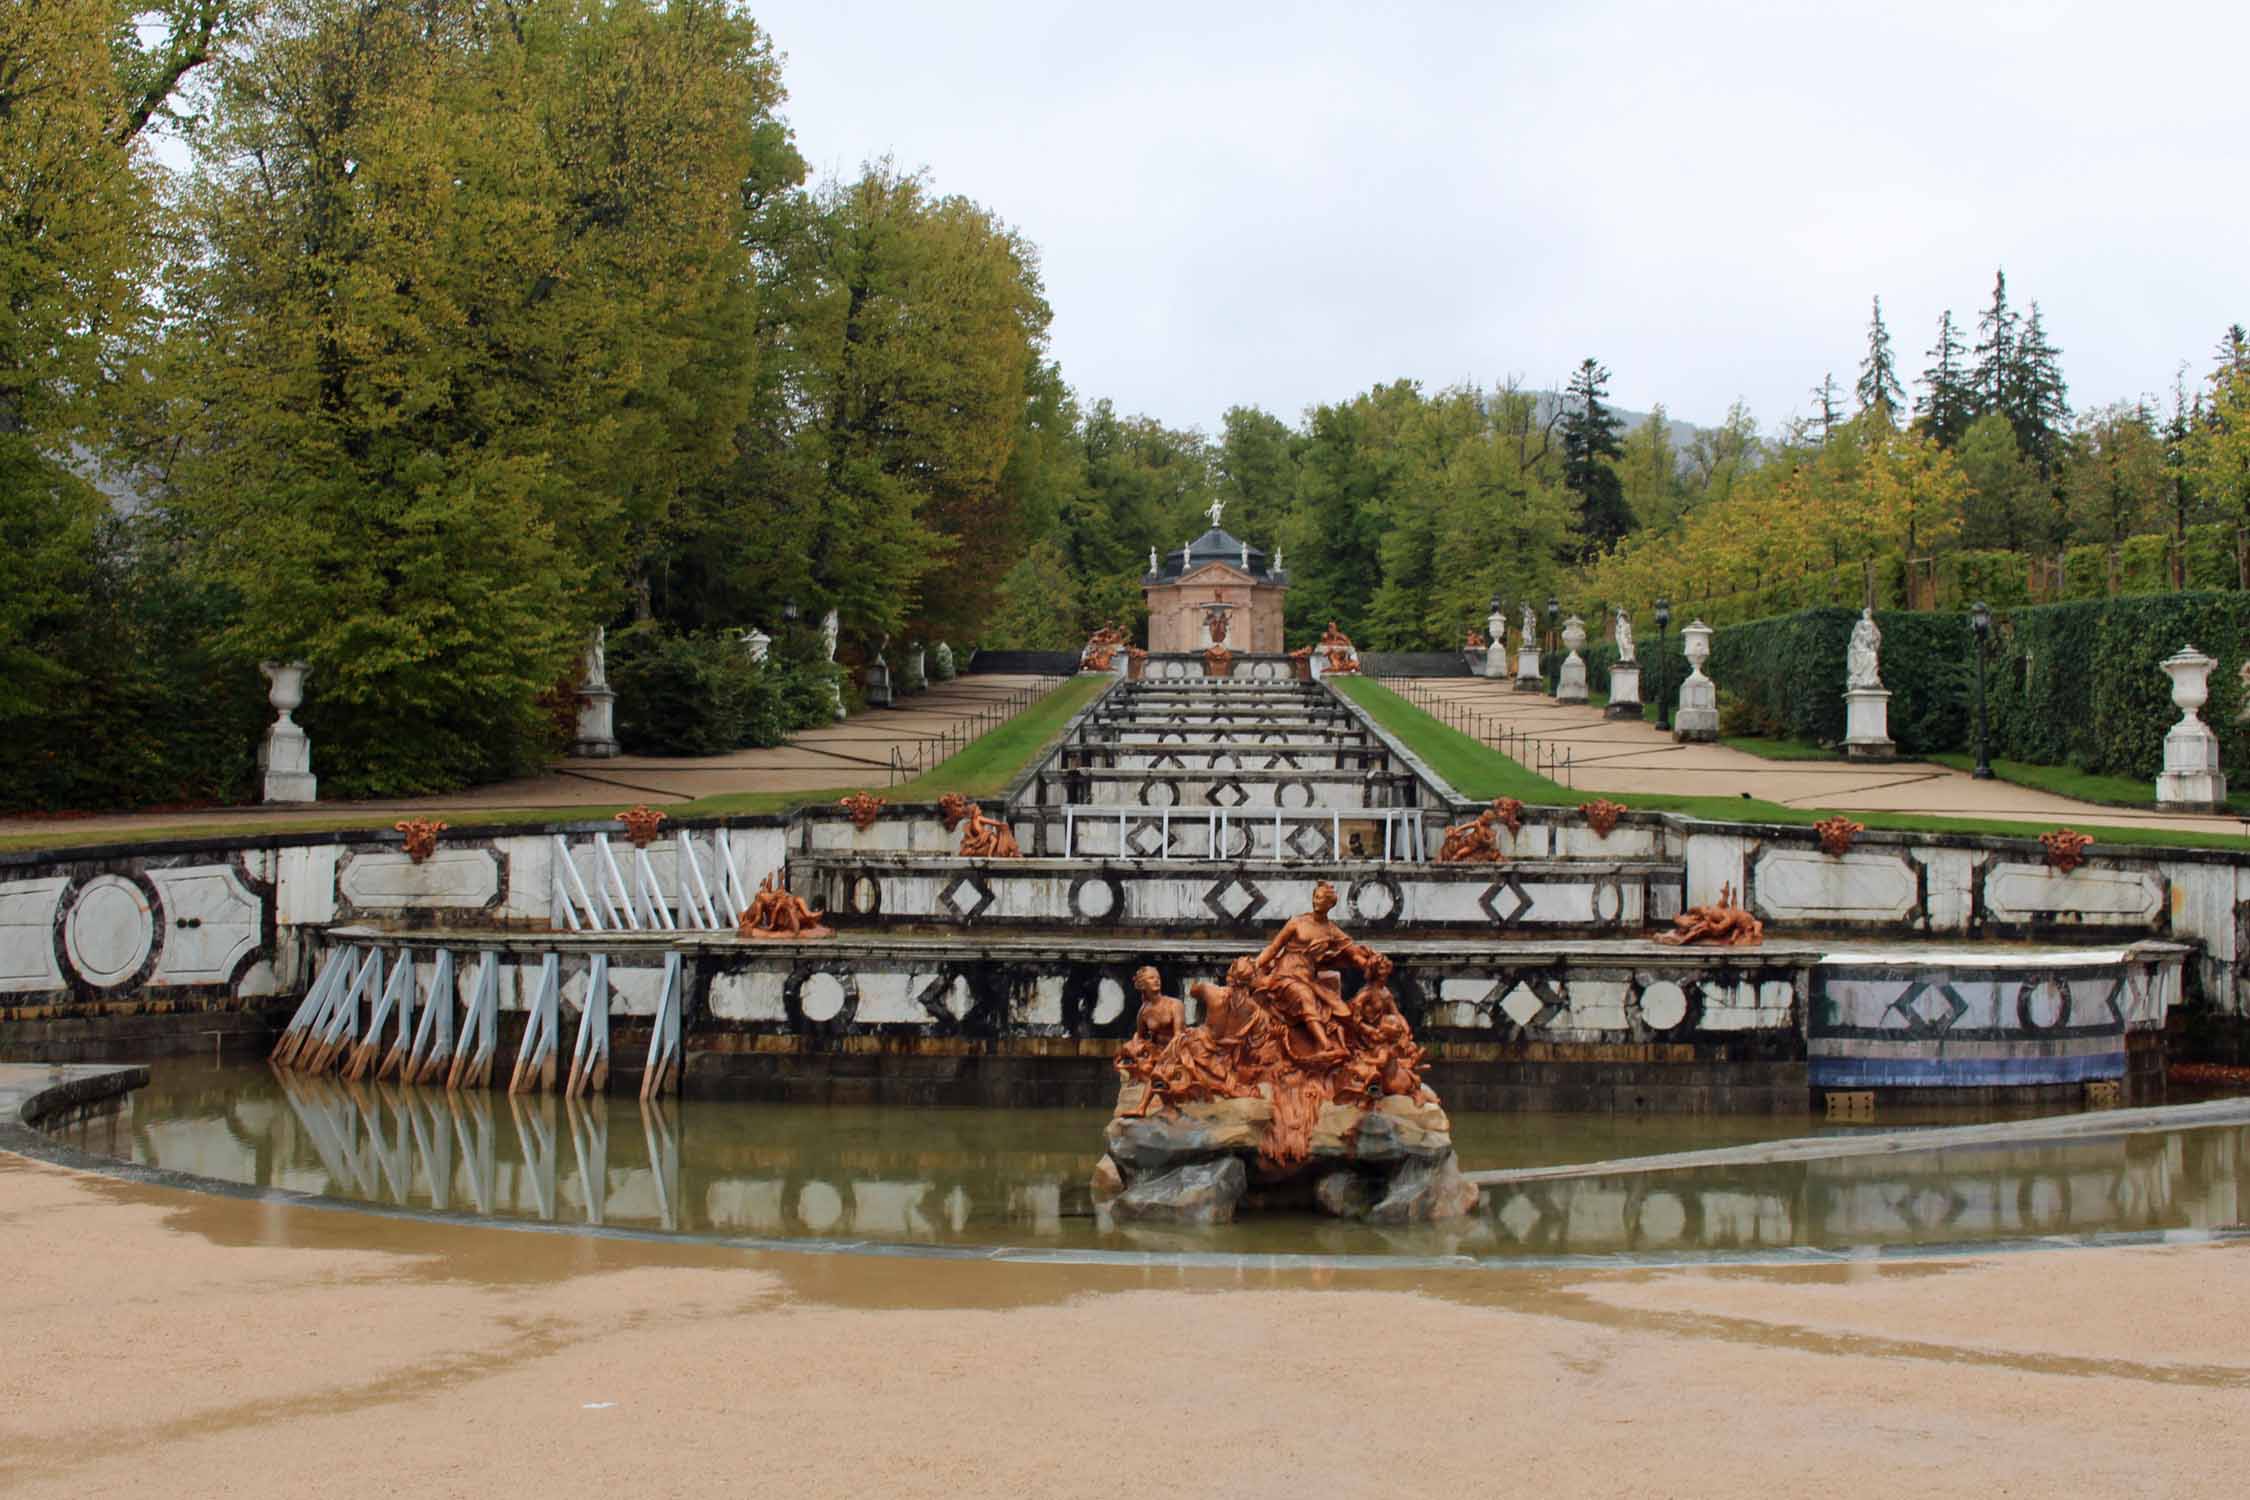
[
  {"left": 1721, "top": 735, "right": 1843, "bottom": 762},
  {"left": 685, "top": 672, "right": 1111, "bottom": 813},
  {"left": 1926, "top": 751, "right": 2250, "bottom": 817},
  {"left": 0, "top": 675, "right": 1110, "bottom": 856},
  {"left": 1335, "top": 675, "right": 2250, "bottom": 854}
]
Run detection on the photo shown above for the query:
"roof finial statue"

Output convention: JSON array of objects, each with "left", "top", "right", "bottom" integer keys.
[
  {"left": 1208, "top": 496, "right": 1225, "bottom": 529},
  {"left": 1150, "top": 546, "right": 1158, "bottom": 573},
  {"left": 1241, "top": 539, "right": 1250, "bottom": 569}
]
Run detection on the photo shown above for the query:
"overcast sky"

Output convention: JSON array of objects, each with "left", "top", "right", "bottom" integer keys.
[{"left": 751, "top": 0, "right": 2249, "bottom": 436}]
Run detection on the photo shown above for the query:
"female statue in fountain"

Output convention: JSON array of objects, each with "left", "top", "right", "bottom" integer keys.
[{"left": 1252, "top": 880, "right": 1355, "bottom": 1065}]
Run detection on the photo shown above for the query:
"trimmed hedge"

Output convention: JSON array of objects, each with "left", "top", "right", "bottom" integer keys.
[{"left": 1704, "top": 593, "right": 2250, "bottom": 776}]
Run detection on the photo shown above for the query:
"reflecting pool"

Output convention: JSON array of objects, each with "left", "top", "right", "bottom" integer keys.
[{"left": 45, "top": 1062, "right": 2250, "bottom": 1260}]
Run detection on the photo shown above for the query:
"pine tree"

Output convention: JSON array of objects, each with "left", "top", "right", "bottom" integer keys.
[
  {"left": 1809, "top": 373, "right": 1845, "bottom": 439},
  {"left": 1855, "top": 296, "right": 1904, "bottom": 420},
  {"left": 1916, "top": 309, "right": 1975, "bottom": 448},
  {"left": 2216, "top": 324, "right": 2250, "bottom": 382},
  {"left": 1971, "top": 269, "right": 2018, "bottom": 417},
  {"left": 1561, "top": 358, "right": 1633, "bottom": 554},
  {"left": 2010, "top": 301, "right": 2071, "bottom": 479}
]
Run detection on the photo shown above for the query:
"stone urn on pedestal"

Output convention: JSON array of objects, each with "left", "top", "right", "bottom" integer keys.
[
  {"left": 1674, "top": 621, "right": 1719, "bottom": 743},
  {"left": 2156, "top": 645, "right": 2227, "bottom": 810},
  {"left": 257, "top": 661, "right": 318, "bottom": 803},
  {"left": 738, "top": 627, "right": 772, "bottom": 665},
  {"left": 1555, "top": 615, "right": 1589, "bottom": 703}
]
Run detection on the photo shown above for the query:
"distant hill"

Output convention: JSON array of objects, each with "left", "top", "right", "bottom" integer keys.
[{"left": 1524, "top": 391, "right": 1713, "bottom": 456}]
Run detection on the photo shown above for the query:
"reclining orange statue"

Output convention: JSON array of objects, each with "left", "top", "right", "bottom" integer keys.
[{"left": 736, "top": 871, "right": 833, "bottom": 940}]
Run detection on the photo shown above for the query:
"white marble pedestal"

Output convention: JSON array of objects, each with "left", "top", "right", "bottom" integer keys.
[
  {"left": 1843, "top": 687, "right": 1895, "bottom": 761},
  {"left": 1514, "top": 646, "right": 1541, "bottom": 691},
  {"left": 571, "top": 688, "right": 621, "bottom": 758},
  {"left": 1674, "top": 673, "right": 1718, "bottom": 742},
  {"left": 1606, "top": 664, "right": 1642, "bottom": 720},
  {"left": 2158, "top": 720, "right": 2227, "bottom": 810}
]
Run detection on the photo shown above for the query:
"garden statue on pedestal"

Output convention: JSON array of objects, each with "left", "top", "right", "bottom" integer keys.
[
  {"left": 1606, "top": 606, "right": 1643, "bottom": 720},
  {"left": 570, "top": 629, "right": 621, "bottom": 758},
  {"left": 1092, "top": 883, "right": 1478, "bottom": 1226},
  {"left": 822, "top": 610, "right": 846, "bottom": 720},
  {"left": 1485, "top": 597, "right": 1510, "bottom": 678},
  {"left": 1841, "top": 608, "right": 1896, "bottom": 761},
  {"left": 864, "top": 634, "right": 894, "bottom": 707},
  {"left": 1515, "top": 601, "right": 1542, "bottom": 691}
]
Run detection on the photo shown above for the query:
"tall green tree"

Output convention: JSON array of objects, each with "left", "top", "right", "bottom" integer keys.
[
  {"left": 163, "top": 0, "right": 788, "bottom": 793},
  {"left": 1972, "top": 269, "right": 2019, "bottom": 418},
  {"left": 1855, "top": 295, "right": 1904, "bottom": 419},
  {"left": 1560, "top": 358, "right": 1631, "bottom": 555},
  {"left": 2010, "top": 302, "right": 2071, "bottom": 479},
  {"left": 1915, "top": 309, "right": 1975, "bottom": 448},
  {"left": 1954, "top": 411, "right": 2047, "bottom": 551},
  {"left": 1213, "top": 404, "right": 1299, "bottom": 549},
  {"left": 1618, "top": 406, "right": 1685, "bottom": 533},
  {"left": 1, "top": 2, "right": 239, "bottom": 724},
  {"left": 2064, "top": 402, "right": 2165, "bottom": 545},
  {"left": 1808, "top": 373, "right": 1845, "bottom": 440}
]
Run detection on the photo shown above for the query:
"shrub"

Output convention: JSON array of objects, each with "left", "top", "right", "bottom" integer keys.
[
  {"left": 610, "top": 627, "right": 845, "bottom": 755},
  {"left": 0, "top": 515, "right": 270, "bottom": 813}
]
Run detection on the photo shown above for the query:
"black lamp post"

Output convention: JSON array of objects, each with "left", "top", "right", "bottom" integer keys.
[
  {"left": 1653, "top": 595, "right": 1673, "bottom": 730},
  {"left": 1970, "top": 599, "right": 1994, "bottom": 780},
  {"left": 1545, "top": 594, "right": 1560, "bottom": 695}
]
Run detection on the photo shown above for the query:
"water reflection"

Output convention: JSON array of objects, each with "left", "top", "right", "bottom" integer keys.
[{"left": 50, "top": 1064, "right": 2250, "bottom": 1259}]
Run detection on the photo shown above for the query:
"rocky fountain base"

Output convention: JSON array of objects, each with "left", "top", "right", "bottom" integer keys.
[
  {"left": 1093, "top": 1084, "right": 1478, "bottom": 1225},
  {"left": 1087, "top": 880, "right": 1479, "bottom": 1228}
]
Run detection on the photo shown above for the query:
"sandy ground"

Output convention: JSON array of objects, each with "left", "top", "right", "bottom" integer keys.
[{"left": 4, "top": 1151, "right": 2246, "bottom": 1499}]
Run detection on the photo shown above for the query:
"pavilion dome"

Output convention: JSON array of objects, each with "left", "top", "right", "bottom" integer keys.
[{"left": 1146, "top": 527, "right": 1283, "bottom": 582}]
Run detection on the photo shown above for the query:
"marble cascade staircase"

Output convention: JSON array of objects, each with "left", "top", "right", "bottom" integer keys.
[{"left": 789, "top": 675, "right": 1689, "bottom": 935}]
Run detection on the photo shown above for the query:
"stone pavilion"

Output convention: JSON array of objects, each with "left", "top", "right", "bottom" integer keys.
[{"left": 1142, "top": 500, "right": 1288, "bottom": 653}]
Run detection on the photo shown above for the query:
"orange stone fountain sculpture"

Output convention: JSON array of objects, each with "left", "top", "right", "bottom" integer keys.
[{"left": 1094, "top": 882, "right": 1477, "bottom": 1225}]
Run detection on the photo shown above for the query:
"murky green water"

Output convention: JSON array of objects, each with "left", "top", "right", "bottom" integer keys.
[{"left": 47, "top": 1061, "right": 2250, "bottom": 1260}]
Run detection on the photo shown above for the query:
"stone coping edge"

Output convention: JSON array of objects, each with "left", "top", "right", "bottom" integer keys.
[
  {"left": 1464, "top": 1095, "right": 2250, "bottom": 1188},
  {"left": 2, "top": 1062, "right": 151, "bottom": 1130}
]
